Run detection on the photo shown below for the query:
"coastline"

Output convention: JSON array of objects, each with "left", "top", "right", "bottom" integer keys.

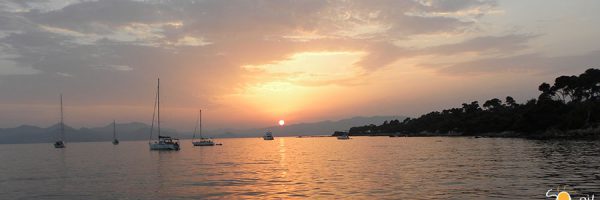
[{"left": 334, "top": 127, "right": 600, "bottom": 140}]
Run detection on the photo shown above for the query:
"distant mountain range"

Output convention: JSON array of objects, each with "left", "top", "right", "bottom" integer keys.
[
  {"left": 0, "top": 116, "right": 405, "bottom": 144},
  {"left": 205, "top": 116, "right": 406, "bottom": 138},
  {"left": 0, "top": 122, "right": 179, "bottom": 144}
]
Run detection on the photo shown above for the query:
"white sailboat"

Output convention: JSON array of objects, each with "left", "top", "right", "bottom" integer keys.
[
  {"left": 112, "top": 120, "right": 119, "bottom": 145},
  {"left": 149, "top": 78, "right": 180, "bottom": 151},
  {"left": 54, "top": 94, "right": 66, "bottom": 148},
  {"left": 263, "top": 131, "right": 274, "bottom": 140},
  {"left": 192, "top": 109, "right": 215, "bottom": 146}
]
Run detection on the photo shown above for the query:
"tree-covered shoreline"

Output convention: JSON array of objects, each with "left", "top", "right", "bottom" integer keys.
[{"left": 342, "top": 68, "right": 600, "bottom": 139}]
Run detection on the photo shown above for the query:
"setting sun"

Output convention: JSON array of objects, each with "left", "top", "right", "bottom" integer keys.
[{"left": 278, "top": 119, "right": 285, "bottom": 126}]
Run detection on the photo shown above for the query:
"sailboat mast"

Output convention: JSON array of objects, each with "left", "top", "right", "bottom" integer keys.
[
  {"left": 192, "top": 110, "right": 198, "bottom": 140},
  {"left": 157, "top": 78, "right": 161, "bottom": 137},
  {"left": 113, "top": 120, "right": 116, "bottom": 139},
  {"left": 60, "top": 94, "right": 64, "bottom": 141},
  {"left": 199, "top": 109, "right": 202, "bottom": 138}
]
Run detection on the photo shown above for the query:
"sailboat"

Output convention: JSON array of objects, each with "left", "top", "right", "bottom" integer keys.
[
  {"left": 54, "top": 94, "right": 66, "bottom": 148},
  {"left": 112, "top": 120, "right": 119, "bottom": 145},
  {"left": 192, "top": 109, "right": 215, "bottom": 146},
  {"left": 148, "top": 78, "right": 180, "bottom": 151}
]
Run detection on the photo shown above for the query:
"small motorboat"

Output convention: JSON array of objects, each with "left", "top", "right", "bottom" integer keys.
[
  {"left": 337, "top": 132, "right": 350, "bottom": 140},
  {"left": 263, "top": 131, "right": 274, "bottom": 140}
]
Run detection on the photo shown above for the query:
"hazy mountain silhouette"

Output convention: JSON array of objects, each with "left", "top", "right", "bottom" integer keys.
[
  {"left": 0, "top": 116, "right": 404, "bottom": 144},
  {"left": 203, "top": 116, "right": 406, "bottom": 138},
  {"left": 0, "top": 122, "right": 179, "bottom": 144}
]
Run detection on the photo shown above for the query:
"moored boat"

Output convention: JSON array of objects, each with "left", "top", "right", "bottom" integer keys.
[
  {"left": 54, "top": 94, "right": 66, "bottom": 148},
  {"left": 337, "top": 132, "right": 350, "bottom": 140},
  {"left": 192, "top": 109, "right": 216, "bottom": 146},
  {"left": 263, "top": 131, "right": 274, "bottom": 140},
  {"left": 112, "top": 120, "right": 119, "bottom": 145},
  {"left": 148, "top": 78, "right": 180, "bottom": 151}
]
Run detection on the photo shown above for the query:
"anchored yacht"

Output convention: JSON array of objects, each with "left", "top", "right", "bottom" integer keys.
[
  {"left": 54, "top": 94, "right": 66, "bottom": 148},
  {"left": 192, "top": 109, "right": 215, "bottom": 146},
  {"left": 148, "top": 78, "right": 180, "bottom": 151}
]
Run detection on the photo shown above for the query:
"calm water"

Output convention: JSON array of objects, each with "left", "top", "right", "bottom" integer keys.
[{"left": 0, "top": 137, "right": 599, "bottom": 199}]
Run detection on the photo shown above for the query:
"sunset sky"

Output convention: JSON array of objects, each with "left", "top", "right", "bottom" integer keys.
[{"left": 1, "top": 0, "right": 600, "bottom": 130}]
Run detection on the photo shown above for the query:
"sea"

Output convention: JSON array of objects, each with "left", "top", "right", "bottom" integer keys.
[{"left": 0, "top": 137, "right": 599, "bottom": 199}]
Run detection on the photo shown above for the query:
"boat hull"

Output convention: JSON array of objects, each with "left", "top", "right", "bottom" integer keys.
[
  {"left": 54, "top": 141, "right": 65, "bottom": 148},
  {"left": 263, "top": 136, "right": 274, "bottom": 140},
  {"left": 112, "top": 139, "right": 119, "bottom": 145},
  {"left": 149, "top": 143, "right": 180, "bottom": 150},
  {"left": 192, "top": 141, "right": 215, "bottom": 146}
]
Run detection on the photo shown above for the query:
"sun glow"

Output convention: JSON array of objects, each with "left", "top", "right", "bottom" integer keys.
[
  {"left": 279, "top": 119, "right": 285, "bottom": 126},
  {"left": 235, "top": 51, "right": 366, "bottom": 116}
]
